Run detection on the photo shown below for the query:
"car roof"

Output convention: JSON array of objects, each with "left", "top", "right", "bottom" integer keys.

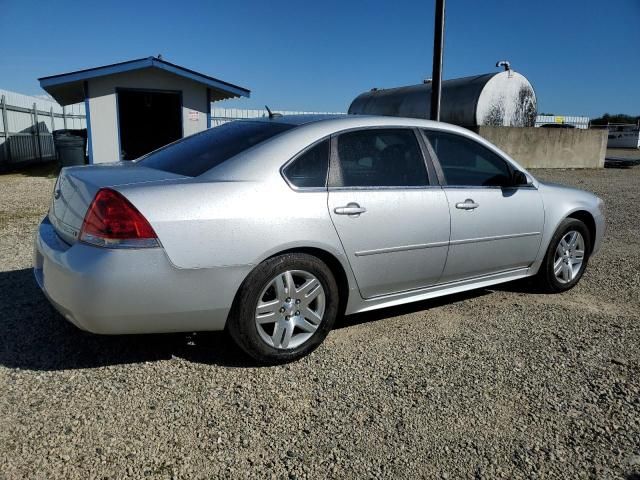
[
  {"left": 265, "top": 114, "right": 347, "bottom": 126},
  {"left": 246, "top": 113, "right": 468, "bottom": 133},
  {"left": 202, "top": 113, "right": 533, "bottom": 185}
]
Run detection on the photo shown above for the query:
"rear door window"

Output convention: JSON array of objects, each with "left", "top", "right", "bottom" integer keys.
[
  {"left": 333, "top": 129, "right": 429, "bottom": 187},
  {"left": 136, "top": 121, "right": 294, "bottom": 177}
]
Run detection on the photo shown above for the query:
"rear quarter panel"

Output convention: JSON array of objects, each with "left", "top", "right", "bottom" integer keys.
[{"left": 118, "top": 180, "right": 350, "bottom": 272}]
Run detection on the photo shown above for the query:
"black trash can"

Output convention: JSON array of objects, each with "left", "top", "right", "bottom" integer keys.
[{"left": 53, "top": 129, "right": 87, "bottom": 167}]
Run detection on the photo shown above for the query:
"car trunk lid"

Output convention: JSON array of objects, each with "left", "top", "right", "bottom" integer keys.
[{"left": 49, "top": 164, "right": 186, "bottom": 245}]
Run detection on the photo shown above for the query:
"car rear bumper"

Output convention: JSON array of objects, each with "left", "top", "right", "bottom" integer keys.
[{"left": 33, "top": 216, "right": 251, "bottom": 334}]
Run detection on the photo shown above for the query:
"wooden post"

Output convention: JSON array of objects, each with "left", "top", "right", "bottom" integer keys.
[{"left": 1, "top": 95, "right": 11, "bottom": 164}]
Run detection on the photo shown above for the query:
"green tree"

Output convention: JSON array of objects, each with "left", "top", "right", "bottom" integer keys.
[{"left": 590, "top": 113, "right": 640, "bottom": 126}]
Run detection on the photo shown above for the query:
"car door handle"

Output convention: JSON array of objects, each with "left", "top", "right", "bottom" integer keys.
[
  {"left": 334, "top": 203, "right": 367, "bottom": 216},
  {"left": 455, "top": 199, "right": 479, "bottom": 210}
]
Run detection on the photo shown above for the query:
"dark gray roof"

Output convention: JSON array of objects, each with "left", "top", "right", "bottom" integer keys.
[{"left": 39, "top": 56, "right": 250, "bottom": 105}]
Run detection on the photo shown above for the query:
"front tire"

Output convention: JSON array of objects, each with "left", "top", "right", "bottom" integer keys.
[
  {"left": 535, "top": 218, "right": 591, "bottom": 293},
  {"left": 227, "top": 253, "right": 339, "bottom": 364}
]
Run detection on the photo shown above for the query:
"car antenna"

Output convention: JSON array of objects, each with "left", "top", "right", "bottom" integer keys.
[{"left": 265, "top": 105, "right": 282, "bottom": 119}]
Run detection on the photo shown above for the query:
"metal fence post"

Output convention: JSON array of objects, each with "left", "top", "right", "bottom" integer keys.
[
  {"left": 31, "top": 104, "right": 38, "bottom": 161},
  {"left": 33, "top": 103, "right": 43, "bottom": 162},
  {"left": 50, "top": 107, "right": 56, "bottom": 160},
  {"left": 62, "top": 106, "right": 67, "bottom": 129},
  {"left": 1, "top": 95, "right": 11, "bottom": 164}
]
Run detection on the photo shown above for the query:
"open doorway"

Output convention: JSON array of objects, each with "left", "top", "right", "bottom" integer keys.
[{"left": 117, "top": 89, "right": 182, "bottom": 160}]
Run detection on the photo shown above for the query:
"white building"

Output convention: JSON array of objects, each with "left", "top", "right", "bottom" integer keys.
[{"left": 39, "top": 56, "right": 250, "bottom": 164}]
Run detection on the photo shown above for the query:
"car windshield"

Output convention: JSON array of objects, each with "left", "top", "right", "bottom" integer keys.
[{"left": 136, "top": 121, "right": 294, "bottom": 177}]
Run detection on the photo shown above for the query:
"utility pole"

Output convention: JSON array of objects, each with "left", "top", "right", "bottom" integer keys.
[{"left": 430, "top": 0, "right": 446, "bottom": 121}]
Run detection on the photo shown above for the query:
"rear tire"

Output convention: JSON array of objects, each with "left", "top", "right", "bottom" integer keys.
[
  {"left": 534, "top": 218, "right": 591, "bottom": 293},
  {"left": 227, "top": 253, "right": 339, "bottom": 364}
]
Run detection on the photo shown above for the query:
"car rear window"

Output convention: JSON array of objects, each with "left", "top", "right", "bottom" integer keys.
[{"left": 136, "top": 121, "right": 294, "bottom": 177}]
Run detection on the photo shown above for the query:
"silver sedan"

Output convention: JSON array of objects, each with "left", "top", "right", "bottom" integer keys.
[{"left": 34, "top": 115, "right": 605, "bottom": 363}]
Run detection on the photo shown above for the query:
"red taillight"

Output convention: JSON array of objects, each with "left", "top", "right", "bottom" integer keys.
[{"left": 80, "top": 188, "right": 158, "bottom": 248}]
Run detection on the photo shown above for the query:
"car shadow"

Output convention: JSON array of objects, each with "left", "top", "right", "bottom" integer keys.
[
  {"left": 0, "top": 268, "right": 516, "bottom": 371},
  {"left": 0, "top": 268, "right": 260, "bottom": 370}
]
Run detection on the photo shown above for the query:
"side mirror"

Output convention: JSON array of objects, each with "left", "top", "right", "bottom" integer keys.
[{"left": 512, "top": 170, "right": 529, "bottom": 187}]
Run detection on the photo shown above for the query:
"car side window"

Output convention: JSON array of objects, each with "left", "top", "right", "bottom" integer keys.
[
  {"left": 283, "top": 139, "right": 329, "bottom": 188},
  {"left": 424, "top": 130, "right": 513, "bottom": 187},
  {"left": 334, "top": 129, "right": 429, "bottom": 188}
]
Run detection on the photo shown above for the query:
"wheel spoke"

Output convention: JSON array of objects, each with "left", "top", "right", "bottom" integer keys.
[
  {"left": 281, "top": 321, "right": 295, "bottom": 348},
  {"left": 271, "top": 321, "right": 285, "bottom": 348},
  {"left": 283, "top": 271, "right": 296, "bottom": 297},
  {"left": 568, "top": 231, "right": 578, "bottom": 248},
  {"left": 553, "top": 257, "right": 563, "bottom": 275},
  {"left": 301, "top": 306, "right": 322, "bottom": 325},
  {"left": 562, "top": 263, "right": 571, "bottom": 281},
  {"left": 573, "top": 249, "right": 584, "bottom": 260},
  {"left": 298, "top": 278, "right": 321, "bottom": 304},
  {"left": 560, "top": 238, "right": 569, "bottom": 250},
  {"left": 256, "top": 314, "right": 277, "bottom": 325},
  {"left": 294, "top": 316, "right": 318, "bottom": 333},
  {"left": 256, "top": 299, "right": 279, "bottom": 320},
  {"left": 274, "top": 275, "right": 287, "bottom": 302}
]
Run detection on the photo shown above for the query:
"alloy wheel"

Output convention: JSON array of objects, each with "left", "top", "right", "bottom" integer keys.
[
  {"left": 254, "top": 270, "right": 326, "bottom": 349},
  {"left": 553, "top": 230, "right": 585, "bottom": 284}
]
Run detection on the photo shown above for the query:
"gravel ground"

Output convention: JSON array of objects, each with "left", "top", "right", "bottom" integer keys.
[{"left": 0, "top": 166, "right": 638, "bottom": 479}]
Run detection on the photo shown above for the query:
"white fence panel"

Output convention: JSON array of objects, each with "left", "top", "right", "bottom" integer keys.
[
  {"left": 0, "top": 89, "right": 86, "bottom": 167},
  {"left": 210, "top": 107, "right": 344, "bottom": 127},
  {"left": 535, "top": 114, "right": 590, "bottom": 129}
]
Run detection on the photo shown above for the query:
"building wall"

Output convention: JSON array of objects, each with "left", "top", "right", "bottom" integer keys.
[
  {"left": 475, "top": 126, "right": 607, "bottom": 169},
  {"left": 87, "top": 68, "right": 208, "bottom": 163}
]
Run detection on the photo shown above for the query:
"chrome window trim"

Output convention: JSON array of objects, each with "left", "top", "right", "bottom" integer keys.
[
  {"left": 331, "top": 124, "right": 423, "bottom": 136},
  {"left": 285, "top": 186, "right": 328, "bottom": 193},
  {"left": 442, "top": 184, "right": 538, "bottom": 190},
  {"left": 328, "top": 185, "right": 443, "bottom": 192}
]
